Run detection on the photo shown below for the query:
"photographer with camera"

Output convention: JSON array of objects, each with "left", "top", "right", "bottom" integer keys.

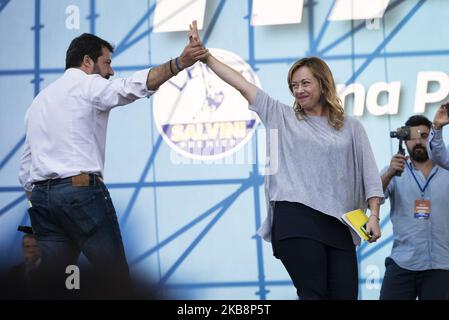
[
  {"left": 427, "top": 103, "right": 449, "bottom": 170},
  {"left": 379, "top": 115, "right": 449, "bottom": 300}
]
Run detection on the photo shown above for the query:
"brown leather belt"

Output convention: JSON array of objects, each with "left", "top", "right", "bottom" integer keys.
[{"left": 34, "top": 173, "right": 101, "bottom": 187}]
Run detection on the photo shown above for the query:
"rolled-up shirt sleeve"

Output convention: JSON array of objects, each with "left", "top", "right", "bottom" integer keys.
[
  {"left": 88, "top": 68, "right": 156, "bottom": 111},
  {"left": 427, "top": 128, "right": 449, "bottom": 170}
]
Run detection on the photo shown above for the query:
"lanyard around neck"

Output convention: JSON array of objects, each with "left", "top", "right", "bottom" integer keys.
[{"left": 406, "top": 161, "right": 438, "bottom": 196}]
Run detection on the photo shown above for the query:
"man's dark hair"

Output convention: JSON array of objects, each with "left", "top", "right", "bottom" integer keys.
[
  {"left": 405, "top": 115, "right": 432, "bottom": 129},
  {"left": 65, "top": 33, "right": 114, "bottom": 70}
]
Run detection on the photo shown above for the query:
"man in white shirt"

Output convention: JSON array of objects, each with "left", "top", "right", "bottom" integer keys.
[{"left": 18, "top": 32, "right": 208, "bottom": 298}]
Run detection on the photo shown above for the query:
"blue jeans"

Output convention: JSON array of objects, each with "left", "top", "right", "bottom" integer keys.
[{"left": 28, "top": 175, "right": 130, "bottom": 297}]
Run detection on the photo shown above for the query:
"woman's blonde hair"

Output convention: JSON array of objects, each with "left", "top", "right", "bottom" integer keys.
[{"left": 287, "top": 57, "right": 344, "bottom": 130}]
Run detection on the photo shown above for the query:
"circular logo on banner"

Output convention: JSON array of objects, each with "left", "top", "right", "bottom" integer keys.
[{"left": 153, "top": 48, "right": 261, "bottom": 160}]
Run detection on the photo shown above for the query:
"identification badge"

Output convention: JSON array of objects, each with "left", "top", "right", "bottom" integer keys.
[{"left": 414, "top": 199, "right": 430, "bottom": 219}]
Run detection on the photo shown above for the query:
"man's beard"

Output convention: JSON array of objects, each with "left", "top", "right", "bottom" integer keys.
[
  {"left": 93, "top": 64, "right": 110, "bottom": 79},
  {"left": 409, "top": 145, "right": 429, "bottom": 162}
]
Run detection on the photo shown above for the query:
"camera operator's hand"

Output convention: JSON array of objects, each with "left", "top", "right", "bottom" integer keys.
[
  {"left": 433, "top": 102, "right": 449, "bottom": 130},
  {"left": 387, "top": 153, "right": 407, "bottom": 176}
]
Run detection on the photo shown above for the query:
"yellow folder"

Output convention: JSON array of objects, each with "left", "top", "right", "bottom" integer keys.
[{"left": 341, "top": 209, "right": 371, "bottom": 241}]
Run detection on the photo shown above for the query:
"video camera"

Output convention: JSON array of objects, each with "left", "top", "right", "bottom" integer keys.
[
  {"left": 390, "top": 126, "right": 421, "bottom": 142},
  {"left": 390, "top": 126, "right": 412, "bottom": 141},
  {"left": 389, "top": 126, "right": 421, "bottom": 177},
  {"left": 17, "top": 225, "right": 33, "bottom": 234}
]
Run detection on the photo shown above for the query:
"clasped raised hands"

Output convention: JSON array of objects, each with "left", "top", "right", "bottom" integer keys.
[{"left": 177, "top": 20, "right": 209, "bottom": 69}]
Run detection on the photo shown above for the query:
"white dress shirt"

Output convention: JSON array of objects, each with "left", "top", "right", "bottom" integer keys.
[{"left": 19, "top": 68, "right": 154, "bottom": 191}]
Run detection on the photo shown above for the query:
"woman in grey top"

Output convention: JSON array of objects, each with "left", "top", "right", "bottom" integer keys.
[{"left": 189, "top": 21, "right": 383, "bottom": 300}]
